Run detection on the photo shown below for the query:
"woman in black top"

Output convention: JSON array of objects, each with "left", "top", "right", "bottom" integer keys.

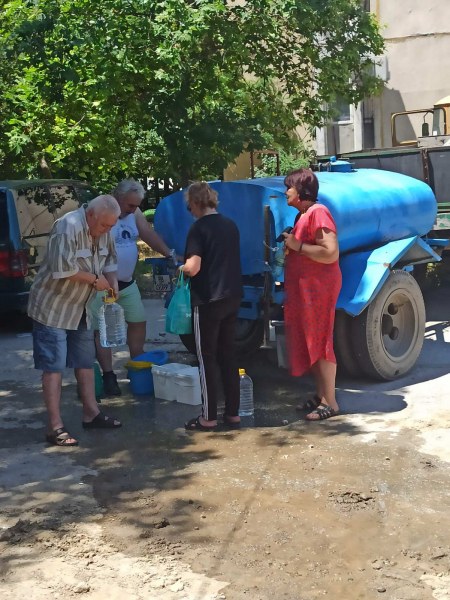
[{"left": 181, "top": 182, "right": 242, "bottom": 431}]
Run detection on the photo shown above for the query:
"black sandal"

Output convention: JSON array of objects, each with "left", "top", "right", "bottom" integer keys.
[
  {"left": 82, "top": 412, "right": 122, "bottom": 429},
  {"left": 46, "top": 427, "right": 78, "bottom": 447},
  {"left": 305, "top": 403, "right": 340, "bottom": 421},
  {"left": 185, "top": 416, "right": 217, "bottom": 432},
  {"left": 222, "top": 414, "right": 241, "bottom": 429},
  {"left": 296, "top": 394, "right": 322, "bottom": 412}
]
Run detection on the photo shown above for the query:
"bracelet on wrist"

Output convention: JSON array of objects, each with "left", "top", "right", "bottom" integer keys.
[{"left": 92, "top": 275, "right": 99, "bottom": 288}]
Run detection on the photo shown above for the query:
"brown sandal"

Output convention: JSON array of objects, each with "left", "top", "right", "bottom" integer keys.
[{"left": 46, "top": 427, "right": 78, "bottom": 447}]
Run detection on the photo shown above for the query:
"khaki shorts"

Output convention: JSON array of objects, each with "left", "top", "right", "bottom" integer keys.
[{"left": 89, "top": 281, "right": 146, "bottom": 330}]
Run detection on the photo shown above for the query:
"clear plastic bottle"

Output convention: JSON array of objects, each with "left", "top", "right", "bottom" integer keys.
[
  {"left": 98, "top": 291, "right": 127, "bottom": 348},
  {"left": 272, "top": 245, "right": 286, "bottom": 281},
  {"left": 238, "top": 368, "right": 254, "bottom": 417}
]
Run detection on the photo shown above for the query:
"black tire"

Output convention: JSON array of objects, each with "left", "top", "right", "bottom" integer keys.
[
  {"left": 234, "top": 318, "right": 264, "bottom": 356},
  {"left": 179, "top": 319, "right": 264, "bottom": 357},
  {"left": 351, "top": 270, "right": 426, "bottom": 380},
  {"left": 334, "top": 310, "right": 361, "bottom": 378}
]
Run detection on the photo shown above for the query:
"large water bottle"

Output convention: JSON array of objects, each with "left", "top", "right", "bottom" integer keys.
[
  {"left": 238, "top": 369, "right": 254, "bottom": 417},
  {"left": 98, "top": 289, "right": 127, "bottom": 348}
]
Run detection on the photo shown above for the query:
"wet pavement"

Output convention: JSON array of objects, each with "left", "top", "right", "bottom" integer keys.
[
  {"left": 3, "top": 289, "right": 450, "bottom": 599},
  {"left": 2, "top": 286, "right": 450, "bottom": 435}
]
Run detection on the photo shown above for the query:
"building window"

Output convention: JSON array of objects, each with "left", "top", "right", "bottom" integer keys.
[{"left": 330, "top": 98, "right": 352, "bottom": 124}]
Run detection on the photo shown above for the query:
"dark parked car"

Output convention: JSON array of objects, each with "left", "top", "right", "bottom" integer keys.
[{"left": 0, "top": 180, "right": 97, "bottom": 314}]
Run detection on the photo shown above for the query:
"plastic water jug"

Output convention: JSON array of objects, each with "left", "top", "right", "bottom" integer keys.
[
  {"left": 98, "top": 289, "right": 127, "bottom": 348},
  {"left": 238, "top": 368, "right": 254, "bottom": 417}
]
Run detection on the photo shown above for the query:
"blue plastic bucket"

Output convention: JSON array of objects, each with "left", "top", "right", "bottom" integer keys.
[{"left": 127, "top": 351, "right": 168, "bottom": 395}]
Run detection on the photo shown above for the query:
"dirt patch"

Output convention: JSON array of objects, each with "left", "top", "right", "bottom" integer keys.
[{"left": 3, "top": 408, "right": 450, "bottom": 600}]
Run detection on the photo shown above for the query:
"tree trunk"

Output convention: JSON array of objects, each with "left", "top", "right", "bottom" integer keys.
[{"left": 39, "top": 155, "right": 52, "bottom": 179}]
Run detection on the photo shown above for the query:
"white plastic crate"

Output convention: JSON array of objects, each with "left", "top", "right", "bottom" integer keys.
[
  {"left": 152, "top": 363, "right": 192, "bottom": 401},
  {"left": 173, "top": 366, "right": 202, "bottom": 405}
]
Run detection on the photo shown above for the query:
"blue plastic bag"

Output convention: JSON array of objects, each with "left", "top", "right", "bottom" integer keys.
[{"left": 165, "top": 271, "right": 192, "bottom": 335}]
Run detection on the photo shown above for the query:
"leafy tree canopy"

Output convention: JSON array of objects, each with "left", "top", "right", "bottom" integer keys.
[{"left": 0, "top": 0, "right": 384, "bottom": 188}]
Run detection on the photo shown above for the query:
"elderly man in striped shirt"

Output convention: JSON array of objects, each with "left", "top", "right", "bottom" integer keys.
[{"left": 28, "top": 195, "right": 123, "bottom": 447}]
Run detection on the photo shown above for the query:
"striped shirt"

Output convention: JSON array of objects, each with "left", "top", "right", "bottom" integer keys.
[{"left": 27, "top": 205, "right": 117, "bottom": 329}]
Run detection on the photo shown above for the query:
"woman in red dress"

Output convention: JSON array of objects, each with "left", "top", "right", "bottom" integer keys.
[{"left": 282, "top": 168, "right": 342, "bottom": 420}]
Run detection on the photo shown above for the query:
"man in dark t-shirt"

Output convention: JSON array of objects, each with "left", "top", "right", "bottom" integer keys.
[{"left": 181, "top": 182, "right": 242, "bottom": 432}]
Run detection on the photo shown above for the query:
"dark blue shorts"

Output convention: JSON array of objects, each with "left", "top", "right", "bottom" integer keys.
[{"left": 32, "top": 315, "right": 95, "bottom": 372}]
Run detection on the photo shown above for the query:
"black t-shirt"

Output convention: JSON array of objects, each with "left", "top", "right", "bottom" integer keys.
[{"left": 184, "top": 213, "right": 242, "bottom": 307}]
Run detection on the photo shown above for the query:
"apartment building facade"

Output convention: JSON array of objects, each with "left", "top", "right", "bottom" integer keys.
[{"left": 317, "top": 0, "right": 450, "bottom": 155}]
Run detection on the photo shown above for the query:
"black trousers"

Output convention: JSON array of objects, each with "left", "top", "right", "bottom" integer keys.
[{"left": 193, "top": 297, "right": 241, "bottom": 421}]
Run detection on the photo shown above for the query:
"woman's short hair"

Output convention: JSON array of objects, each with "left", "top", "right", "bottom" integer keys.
[
  {"left": 88, "top": 194, "right": 121, "bottom": 217},
  {"left": 185, "top": 181, "right": 218, "bottom": 210},
  {"left": 112, "top": 178, "right": 145, "bottom": 201},
  {"left": 284, "top": 168, "right": 319, "bottom": 201}
]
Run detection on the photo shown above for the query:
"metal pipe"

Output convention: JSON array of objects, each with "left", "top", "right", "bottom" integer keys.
[{"left": 261, "top": 205, "right": 273, "bottom": 349}]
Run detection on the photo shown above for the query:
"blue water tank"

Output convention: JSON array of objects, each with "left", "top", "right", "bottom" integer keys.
[
  {"left": 315, "top": 168, "right": 436, "bottom": 253},
  {"left": 154, "top": 169, "right": 436, "bottom": 270}
]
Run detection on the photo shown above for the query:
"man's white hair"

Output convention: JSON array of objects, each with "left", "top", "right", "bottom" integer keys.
[
  {"left": 112, "top": 178, "right": 145, "bottom": 201},
  {"left": 87, "top": 194, "right": 121, "bottom": 217}
]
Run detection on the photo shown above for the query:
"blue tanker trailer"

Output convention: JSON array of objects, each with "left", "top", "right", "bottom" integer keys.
[{"left": 153, "top": 162, "right": 444, "bottom": 380}]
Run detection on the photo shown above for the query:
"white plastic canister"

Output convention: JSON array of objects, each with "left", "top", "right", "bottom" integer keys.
[{"left": 152, "top": 363, "right": 192, "bottom": 401}]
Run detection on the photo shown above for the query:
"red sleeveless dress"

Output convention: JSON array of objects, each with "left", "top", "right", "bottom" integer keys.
[{"left": 284, "top": 204, "right": 342, "bottom": 377}]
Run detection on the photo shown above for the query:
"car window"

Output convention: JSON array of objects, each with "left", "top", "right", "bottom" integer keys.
[
  {"left": 75, "top": 185, "right": 97, "bottom": 205},
  {"left": 48, "top": 184, "right": 80, "bottom": 218},
  {"left": 48, "top": 183, "right": 98, "bottom": 218},
  {"left": 14, "top": 186, "right": 54, "bottom": 268},
  {"left": 13, "top": 182, "right": 98, "bottom": 268},
  {"left": 47, "top": 183, "right": 98, "bottom": 214},
  {"left": 0, "top": 191, "right": 9, "bottom": 244},
  {"left": 15, "top": 186, "right": 53, "bottom": 239}
]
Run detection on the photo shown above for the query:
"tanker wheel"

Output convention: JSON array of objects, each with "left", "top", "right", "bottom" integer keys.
[
  {"left": 351, "top": 270, "right": 425, "bottom": 380},
  {"left": 179, "top": 319, "right": 264, "bottom": 357},
  {"left": 234, "top": 318, "right": 264, "bottom": 356},
  {"left": 333, "top": 310, "right": 362, "bottom": 378}
]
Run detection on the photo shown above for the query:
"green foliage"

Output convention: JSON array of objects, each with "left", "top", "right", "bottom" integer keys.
[
  {"left": 0, "top": 0, "right": 384, "bottom": 188},
  {"left": 254, "top": 143, "right": 316, "bottom": 178}
]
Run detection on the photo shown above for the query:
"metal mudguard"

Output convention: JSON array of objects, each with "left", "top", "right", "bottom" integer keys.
[{"left": 337, "top": 236, "right": 442, "bottom": 316}]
